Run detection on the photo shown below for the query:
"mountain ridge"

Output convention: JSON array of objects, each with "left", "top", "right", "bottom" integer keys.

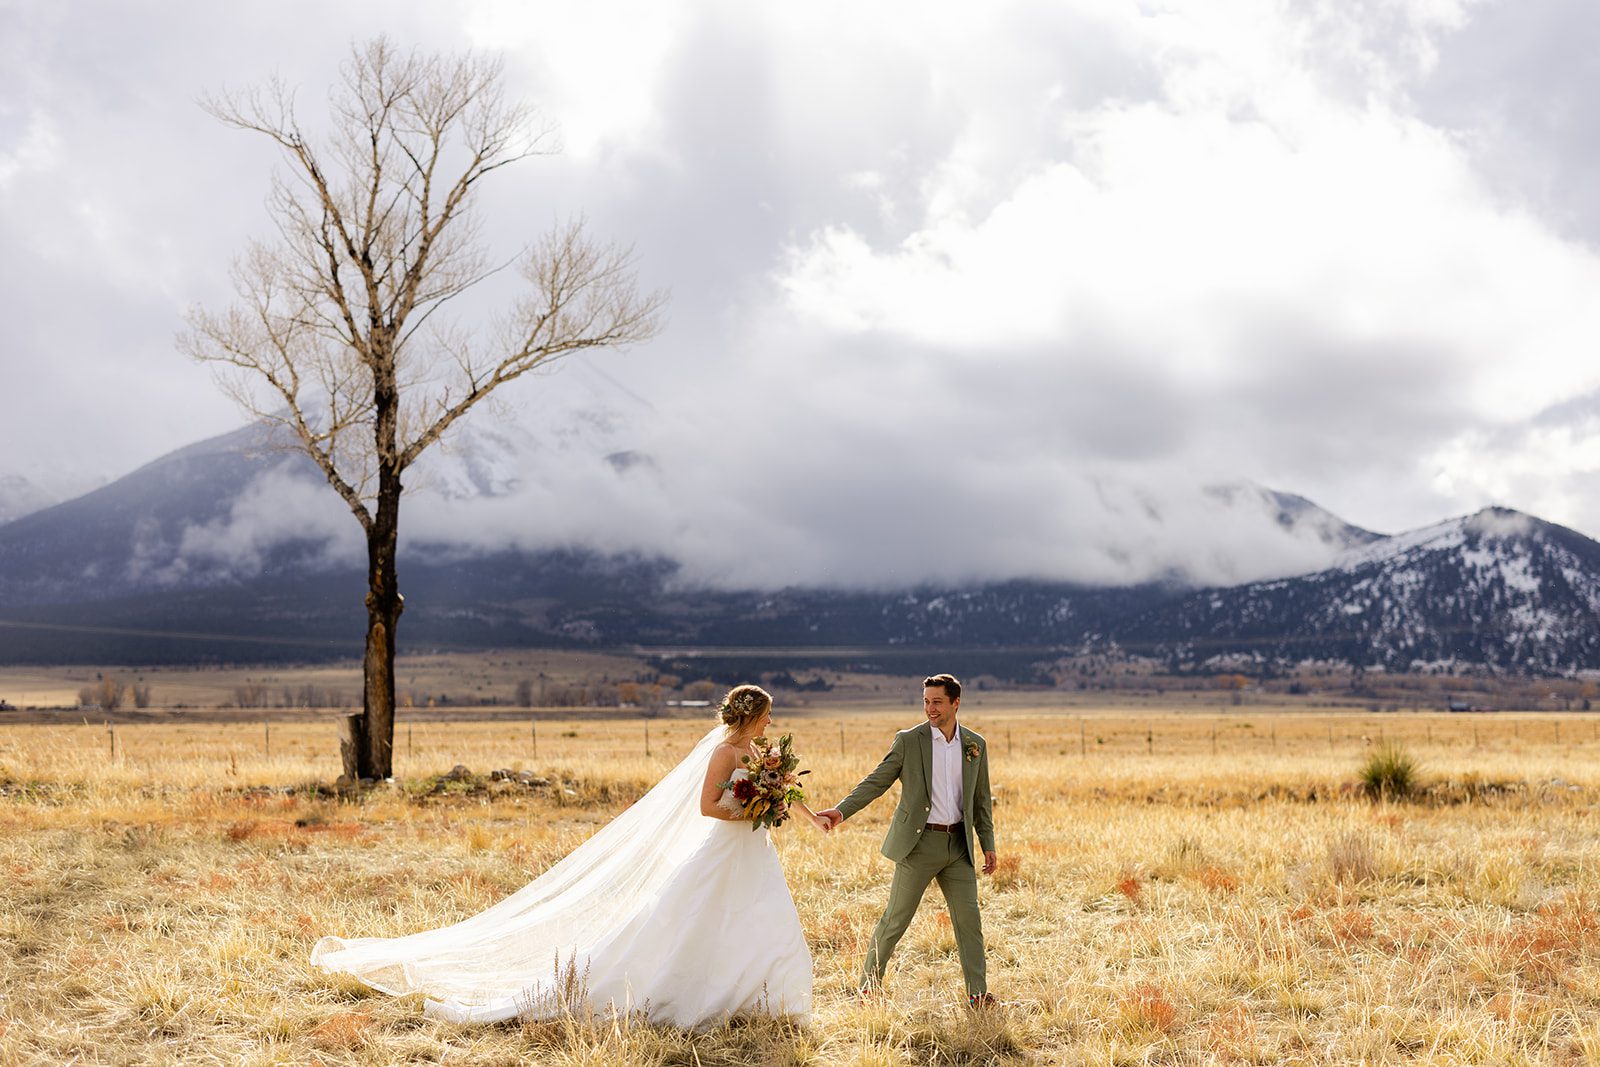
[{"left": 3, "top": 425, "right": 1598, "bottom": 674}]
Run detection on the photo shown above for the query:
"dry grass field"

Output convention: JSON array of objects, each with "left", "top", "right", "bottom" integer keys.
[{"left": 4, "top": 707, "right": 1600, "bottom": 1064}]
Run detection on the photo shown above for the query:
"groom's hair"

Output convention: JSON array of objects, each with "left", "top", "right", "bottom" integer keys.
[{"left": 923, "top": 673, "right": 961, "bottom": 701}]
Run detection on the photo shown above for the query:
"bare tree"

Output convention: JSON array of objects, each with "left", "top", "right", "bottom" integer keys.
[
  {"left": 79, "top": 676, "right": 127, "bottom": 712},
  {"left": 184, "top": 38, "right": 664, "bottom": 779}
]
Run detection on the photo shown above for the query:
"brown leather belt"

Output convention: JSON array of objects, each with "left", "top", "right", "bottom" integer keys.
[{"left": 925, "top": 821, "right": 963, "bottom": 832}]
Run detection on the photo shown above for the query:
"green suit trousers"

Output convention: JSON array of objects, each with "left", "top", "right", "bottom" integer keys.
[{"left": 861, "top": 825, "right": 986, "bottom": 995}]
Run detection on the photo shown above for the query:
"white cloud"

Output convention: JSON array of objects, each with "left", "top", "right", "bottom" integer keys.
[
  {"left": 459, "top": 0, "right": 686, "bottom": 159},
  {"left": 175, "top": 463, "right": 361, "bottom": 578},
  {"left": 9, "top": 0, "right": 1600, "bottom": 591}
]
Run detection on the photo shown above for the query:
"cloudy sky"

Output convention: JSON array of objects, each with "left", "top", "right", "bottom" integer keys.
[{"left": 5, "top": 0, "right": 1600, "bottom": 589}]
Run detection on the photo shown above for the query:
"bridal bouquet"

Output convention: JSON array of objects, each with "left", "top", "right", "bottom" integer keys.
[{"left": 721, "top": 734, "right": 809, "bottom": 831}]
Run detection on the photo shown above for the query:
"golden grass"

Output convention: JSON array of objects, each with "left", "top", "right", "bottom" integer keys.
[{"left": 3, "top": 710, "right": 1600, "bottom": 1063}]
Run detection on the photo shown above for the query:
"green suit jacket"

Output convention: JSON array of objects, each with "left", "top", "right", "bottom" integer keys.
[{"left": 836, "top": 721, "right": 996, "bottom": 863}]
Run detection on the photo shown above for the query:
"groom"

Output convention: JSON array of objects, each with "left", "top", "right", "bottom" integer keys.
[{"left": 819, "top": 673, "right": 997, "bottom": 1006}]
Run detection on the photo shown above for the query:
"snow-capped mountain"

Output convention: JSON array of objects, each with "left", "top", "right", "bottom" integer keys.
[
  {"left": 1202, "top": 482, "right": 1383, "bottom": 553},
  {"left": 1133, "top": 507, "right": 1600, "bottom": 672},
  {"left": 0, "top": 411, "right": 639, "bottom": 605},
  {"left": 4, "top": 416, "right": 1600, "bottom": 675},
  {"left": 0, "top": 418, "right": 1382, "bottom": 608}
]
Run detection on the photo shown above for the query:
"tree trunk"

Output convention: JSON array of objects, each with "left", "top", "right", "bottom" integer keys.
[
  {"left": 360, "top": 489, "right": 403, "bottom": 779},
  {"left": 358, "top": 331, "right": 405, "bottom": 781},
  {"left": 338, "top": 712, "right": 365, "bottom": 781}
]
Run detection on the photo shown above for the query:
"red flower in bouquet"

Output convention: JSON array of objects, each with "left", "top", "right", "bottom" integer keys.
[{"left": 719, "top": 734, "right": 810, "bottom": 831}]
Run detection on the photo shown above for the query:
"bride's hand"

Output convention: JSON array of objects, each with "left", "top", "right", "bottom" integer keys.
[{"left": 810, "top": 810, "right": 832, "bottom": 833}]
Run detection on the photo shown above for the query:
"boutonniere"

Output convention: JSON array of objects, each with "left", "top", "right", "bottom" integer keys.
[{"left": 964, "top": 738, "right": 981, "bottom": 762}]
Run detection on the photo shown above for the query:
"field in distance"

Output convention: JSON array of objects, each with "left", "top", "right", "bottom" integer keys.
[{"left": 2, "top": 648, "right": 1590, "bottom": 722}]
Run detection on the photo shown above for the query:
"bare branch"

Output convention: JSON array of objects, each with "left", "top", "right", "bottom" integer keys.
[
  {"left": 399, "top": 222, "right": 665, "bottom": 465},
  {"left": 189, "top": 36, "right": 661, "bottom": 516}
]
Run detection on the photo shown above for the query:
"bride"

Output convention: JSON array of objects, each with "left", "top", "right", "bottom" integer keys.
[{"left": 311, "top": 684, "right": 831, "bottom": 1027}]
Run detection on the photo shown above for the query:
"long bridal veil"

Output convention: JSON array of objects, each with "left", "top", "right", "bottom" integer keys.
[{"left": 311, "top": 727, "right": 729, "bottom": 1022}]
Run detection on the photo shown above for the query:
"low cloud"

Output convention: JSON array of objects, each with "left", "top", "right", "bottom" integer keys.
[{"left": 172, "top": 462, "right": 362, "bottom": 580}]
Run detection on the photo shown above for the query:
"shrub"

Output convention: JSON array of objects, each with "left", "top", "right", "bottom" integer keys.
[{"left": 1359, "top": 742, "right": 1420, "bottom": 800}]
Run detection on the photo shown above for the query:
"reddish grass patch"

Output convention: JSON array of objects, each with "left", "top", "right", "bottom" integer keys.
[
  {"left": 224, "top": 820, "right": 260, "bottom": 842},
  {"left": 1120, "top": 982, "right": 1180, "bottom": 1034},
  {"left": 1195, "top": 865, "right": 1239, "bottom": 893},
  {"left": 1471, "top": 893, "right": 1600, "bottom": 986},
  {"left": 1116, "top": 873, "right": 1143, "bottom": 903},
  {"left": 991, "top": 854, "right": 1024, "bottom": 890},
  {"left": 1325, "top": 909, "right": 1375, "bottom": 947},
  {"left": 311, "top": 1010, "right": 374, "bottom": 1051},
  {"left": 1484, "top": 990, "right": 1547, "bottom": 1025}
]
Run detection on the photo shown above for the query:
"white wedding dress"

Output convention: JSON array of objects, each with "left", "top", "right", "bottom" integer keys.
[{"left": 310, "top": 729, "right": 812, "bottom": 1028}]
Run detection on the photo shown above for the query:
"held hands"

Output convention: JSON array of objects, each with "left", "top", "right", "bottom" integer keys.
[{"left": 817, "top": 808, "right": 844, "bottom": 830}]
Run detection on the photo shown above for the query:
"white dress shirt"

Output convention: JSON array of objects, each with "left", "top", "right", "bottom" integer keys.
[{"left": 928, "top": 720, "right": 965, "bottom": 825}]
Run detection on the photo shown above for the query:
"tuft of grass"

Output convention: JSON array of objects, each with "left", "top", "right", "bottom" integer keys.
[
  {"left": 1326, "top": 831, "right": 1379, "bottom": 886},
  {"left": 1116, "top": 871, "right": 1144, "bottom": 904},
  {"left": 1360, "top": 742, "right": 1421, "bottom": 800},
  {"left": 1118, "top": 981, "right": 1180, "bottom": 1036}
]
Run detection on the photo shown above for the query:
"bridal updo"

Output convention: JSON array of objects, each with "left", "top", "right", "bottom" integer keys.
[{"left": 718, "top": 684, "right": 772, "bottom": 731}]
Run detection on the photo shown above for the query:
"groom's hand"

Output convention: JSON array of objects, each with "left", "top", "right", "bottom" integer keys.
[
  {"left": 818, "top": 808, "right": 843, "bottom": 829},
  {"left": 982, "top": 851, "right": 998, "bottom": 875}
]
